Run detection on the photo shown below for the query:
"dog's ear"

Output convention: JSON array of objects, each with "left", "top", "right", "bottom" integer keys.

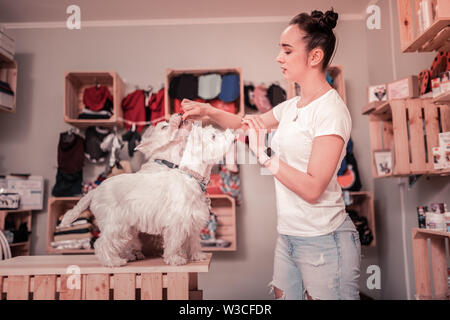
[{"left": 134, "top": 140, "right": 151, "bottom": 152}]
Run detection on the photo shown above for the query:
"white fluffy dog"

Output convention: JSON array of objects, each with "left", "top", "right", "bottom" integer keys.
[{"left": 60, "top": 117, "right": 235, "bottom": 267}]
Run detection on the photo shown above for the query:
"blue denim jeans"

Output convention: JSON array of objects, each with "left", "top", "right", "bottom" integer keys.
[{"left": 270, "top": 214, "right": 361, "bottom": 300}]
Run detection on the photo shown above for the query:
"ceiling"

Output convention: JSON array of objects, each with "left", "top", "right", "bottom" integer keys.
[{"left": 0, "top": 0, "right": 373, "bottom": 24}]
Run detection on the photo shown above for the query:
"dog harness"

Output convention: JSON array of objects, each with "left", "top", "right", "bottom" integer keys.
[{"left": 154, "top": 159, "right": 208, "bottom": 193}]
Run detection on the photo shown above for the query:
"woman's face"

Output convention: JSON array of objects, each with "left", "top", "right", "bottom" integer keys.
[{"left": 276, "top": 25, "right": 309, "bottom": 83}]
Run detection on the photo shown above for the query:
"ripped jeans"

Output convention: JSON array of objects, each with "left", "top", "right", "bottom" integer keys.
[{"left": 270, "top": 215, "right": 361, "bottom": 300}]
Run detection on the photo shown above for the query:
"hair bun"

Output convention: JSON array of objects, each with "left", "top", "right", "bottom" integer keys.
[{"left": 311, "top": 9, "right": 338, "bottom": 31}]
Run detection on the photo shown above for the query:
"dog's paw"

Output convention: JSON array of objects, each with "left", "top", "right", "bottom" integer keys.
[
  {"left": 104, "top": 258, "right": 128, "bottom": 267},
  {"left": 121, "top": 252, "right": 137, "bottom": 262},
  {"left": 164, "top": 255, "right": 187, "bottom": 266},
  {"left": 190, "top": 252, "right": 208, "bottom": 261},
  {"left": 134, "top": 251, "right": 146, "bottom": 260}
]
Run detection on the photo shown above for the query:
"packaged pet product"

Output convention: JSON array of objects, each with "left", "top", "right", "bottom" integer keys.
[
  {"left": 386, "top": 76, "right": 419, "bottom": 99},
  {"left": 431, "top": 77, "right": 441, "bottom": 98},
  {"left": 417, "top": 206, "right": 427, "bottom": 229},
  {"left": 430, "top": 202, "right": 446, "bottom": 213},
  {"left": 440, "top": 71, "right": 450, "bottom": 92},
  {"left": 439, "top": 132, "right": 450, "bottom": 147},
  {"left": 426, "top": 211, "right": 446, "bottom": 231},
  {"left": 0, "top": 192, "right": 20, "bottom": 209},
  {"left": 432, "top": 147, "right": 446, "bottom": 169},
  {"left": 445, "top": 212, "right": 450, "bottom": 232},
  {"left": 445, "top": 143, "right": 450, "bottom": 168}
]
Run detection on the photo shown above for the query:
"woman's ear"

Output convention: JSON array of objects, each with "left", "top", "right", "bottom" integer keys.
[{"left": 309, "top": 48, "right": 324, "bottom": 67}]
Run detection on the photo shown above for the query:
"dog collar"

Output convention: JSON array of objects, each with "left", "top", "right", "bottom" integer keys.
[
  {"left": 154, "top": 159, "right": 179, "bottom": 169},
  {"left": 154, "top": 159, "right": 208, "bottom": 193},
  {"left": 179, "top": 168, "right": 209, "bottom": 193}
]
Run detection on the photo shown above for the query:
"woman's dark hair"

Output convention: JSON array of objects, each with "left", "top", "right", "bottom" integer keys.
[{"left": 289, "top": 9, "right": 338, "bottom": 71}]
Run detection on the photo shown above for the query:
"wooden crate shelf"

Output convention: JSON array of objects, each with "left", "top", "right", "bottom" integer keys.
[
  {"left": 287, "top": 65, "right": 347, "bottom": 103},
  {"left": 46, "top": 197, "right": 93, "bottom": 254},
  {"left": 365, "top": 98, "right": 450, "bottom": 178},
  {"left": 0, "top": 52, "right": 17, "bottom": 113},
  {"left": 397, "top": 0, "right": 450, "bottom": 53},
  {"left": 0, "top": 254, "right": 211, "bottom": 300},
  {"left": 203, "top": 194, "right": 237, "bottom": 252},
  {"left": 0, "top": 209, "right": 32, "bottom": 257},
  {"left": 165, "top": 67, "right": 244, "bottom": 119},
  {"left": 346, "top": 191, "right": 376, "bottom": 247},
  {"left": 64, "top": 71, "right": 125, "bottom": 128},
  {"left": 362, "top": 101, "right": 386, "bottom": 115},
  {"left": 411, "top": 228, "right": 449, "bottom": 300}
]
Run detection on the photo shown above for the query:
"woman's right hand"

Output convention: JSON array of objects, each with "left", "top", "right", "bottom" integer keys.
[{"left": 181, "top": 99, "right": 211, "bottom": 121}]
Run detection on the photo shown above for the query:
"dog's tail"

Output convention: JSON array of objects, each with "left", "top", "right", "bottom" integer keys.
[{"left": 60, "top": 190, "right": 96, "bottom": 227}]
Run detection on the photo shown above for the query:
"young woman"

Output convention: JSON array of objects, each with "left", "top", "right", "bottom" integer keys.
[{"left": 181, "top": 9, "right": 360, "bottom": 300}]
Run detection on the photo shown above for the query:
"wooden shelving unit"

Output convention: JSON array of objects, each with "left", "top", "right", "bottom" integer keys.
[
  {"left": 46, "top": 197, "right": 92, "bottom": 254},
  {"left": 397, "top": 0, "right": 450, "bottom": 53},
  {"left": 64, "top": 71, "right": 125, "bottom": 128},
  {"left": 363, "top": 98, "right": 450, "bottom": 178},
  {"left": 0, "top": 51, "right": 17, "bottom": 113},
  {"left": 411, "top": 228, "right": 449, "bottom": 300},
  {"left": 0, "top": 209, "right": 32, "bottom": 257}
]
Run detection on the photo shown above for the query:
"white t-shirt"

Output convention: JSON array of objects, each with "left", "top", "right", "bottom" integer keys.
[{"left": 270, "top": 89, "right": 352, "bottom": 237}]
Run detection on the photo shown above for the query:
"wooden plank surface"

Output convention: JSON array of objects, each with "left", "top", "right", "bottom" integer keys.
[
  {"left": 397, "top": 0, "right": 415, "bottom": 52},
  {"left": 391, "top": 100, "right": 410, "bottom": 175},
  {"left": 141, "top": 273, "right": 163, "bottom": 300},
  {"left": 113, "top": 273, "right": 136, "bottom": 300},
  {"left": 0, "top": 253, "right": 212, "bottom": 276},
  {"left": 6, "top": 275, "right": 29, "bottom": 300},
  {"left": 413, "top": 228, "right": 450, "bottom": 238},
  {"left": 407, "top": 99, "right": 427, "bottom": 172},
  {"left": 423, "top": 100, "right": 440, "bottom": 172},
  {"left": 412, "top": 230, "right": 432, "bottom": 299},
  {"left": 369, "top": 119, "right": 383, "bottom": 177},
  {"left": 167, "top": 272, "right": 189, "bottom": 300},
  {"left": 429, "top": 237, "right": 448, "bottom": 299},
  {"left": 440, "top": 104, "right": 450, "bottom": 132},
  {"left": 33, "top": 275, "right": 56, "bottom": 300},
  {"left": 59, "top": 274, "right": 82, "bottom": 300},
  {"left": 85, "top": 274, "right": 110, "bottom": 300}
]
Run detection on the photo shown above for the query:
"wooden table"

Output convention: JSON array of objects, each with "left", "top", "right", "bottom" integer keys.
[{"left": 0, "top": 254, "right": 211, "bottom": 300}]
